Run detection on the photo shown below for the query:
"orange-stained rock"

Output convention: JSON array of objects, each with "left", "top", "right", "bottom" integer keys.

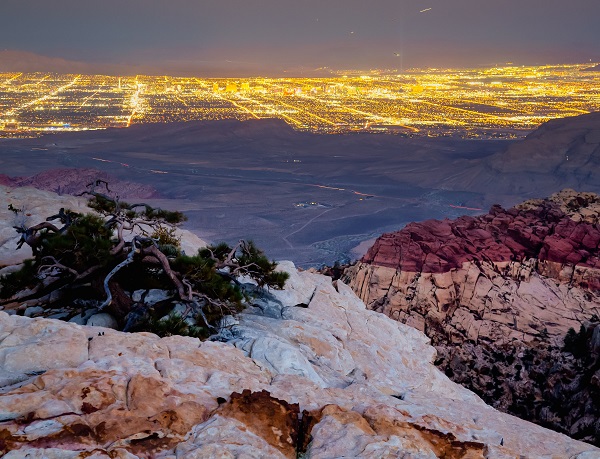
[
  {"left": 306, "top": 404, "right": 487, "bottom": 459},
  {"left": 218, "top": 389, "right": 300, "bottom": 458},
  {"left": 0, "top": 365, "right": 212, "bottom": 455}
]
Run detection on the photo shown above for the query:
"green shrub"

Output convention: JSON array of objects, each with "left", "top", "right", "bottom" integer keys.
[
  {"left": 563, "top": 325, "right": 588, "bottom": 359},
  {"left": 1, "top": 187, "right": 287, "bottom": 339}
]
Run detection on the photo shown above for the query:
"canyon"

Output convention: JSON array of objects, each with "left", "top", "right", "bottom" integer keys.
[{"left": 344, "top": 189, "right": 600, "bottom": 445}]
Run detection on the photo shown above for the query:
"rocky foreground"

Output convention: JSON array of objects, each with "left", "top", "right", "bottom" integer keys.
[
  {"left": 344, "top": 189, "right": 600, "bottom": 445},
  {"left": 1, "top": 261, "right": 599, "bottom": 458}
]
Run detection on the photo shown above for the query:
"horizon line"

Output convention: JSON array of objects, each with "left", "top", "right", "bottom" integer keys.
[{"left": 1, "top": 62, "right": 598, "bottom": 80}]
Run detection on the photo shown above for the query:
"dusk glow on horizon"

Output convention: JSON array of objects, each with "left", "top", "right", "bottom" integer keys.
[{"left": 1, "top": 0, "right": 599, "bottom": 76}]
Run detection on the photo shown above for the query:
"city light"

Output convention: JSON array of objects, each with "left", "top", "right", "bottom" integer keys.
[{"left": 1, "top": 63, "right": 599, "bottom": 139}]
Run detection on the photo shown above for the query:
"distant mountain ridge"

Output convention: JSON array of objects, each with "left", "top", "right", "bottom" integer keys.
[
  {"left": 582, "top": 64, "right": 600, "bottom": 72},
  {"left": 489, "top": 112, "right": 600, "bottom": 177},
  {"left": 445, "top": 111, "right": 600, "bottom": 197}
]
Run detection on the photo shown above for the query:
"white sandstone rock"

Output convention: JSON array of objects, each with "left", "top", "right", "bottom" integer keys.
[
  {"left": 0, "top": 185, "right": 91, "bottom": 266},
  {"left": 132, "top": 289, "right": 172, "bottom": 305},
  {"left": 0, "top": 184, "right": 206, "bottom": 271},
  {"left": 86, "top": 312, "right": 119, "bottom": 329},
  {"left": 0, "top": 263, "right": 598, "bottom": 458},
  {"left": 24, "top": 306, "right": 45, "bottom": 317},
  {"left": 68, "top": 308, "right": 98, "bottom": 325}
]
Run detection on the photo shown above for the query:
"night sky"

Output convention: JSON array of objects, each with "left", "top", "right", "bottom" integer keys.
[{"left": 1, "top": 0, "right": 599, "bottom": 76}]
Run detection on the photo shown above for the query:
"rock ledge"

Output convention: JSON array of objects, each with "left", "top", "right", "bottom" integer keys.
[{"left": 1, "top": 262, "right": 597, "bottom": 458}]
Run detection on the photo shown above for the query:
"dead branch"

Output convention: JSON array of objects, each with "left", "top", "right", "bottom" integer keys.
[
  {"left": 46, "top": 208, "right": 79, "bottom": 227},
  {"left": 181, "top": 278, "right": 194, "bottom": 301},
  {"left": 141, "top": 244, "right": 187, "bottom": 300},
  {"left": 98, "top": 244, "right": 138, "bottom": 311},
  {"left": 14, "top": 222, "right": 62, "bottom": 251},
  {"left": 110, "top": 221, "right": 126, "bottom": 255},
  {"left": 223, "top": 240, "right": 243, "bottom": 265},
  {"left": 73, "top": 264, "right": 102, "bottom": 282},
  {"left": 0, "top": 283, "right": 43, "bottom": 306},
  {"left": 190, "top": 299, "right": 216, "bottom": 330},
  {"left": 38, "top": 256, "right": 80, "bottom": 278}
]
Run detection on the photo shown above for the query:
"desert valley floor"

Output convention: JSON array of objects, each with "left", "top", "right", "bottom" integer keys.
[{"left": 1, "top": 115, "right": 599, "bottom": 266}]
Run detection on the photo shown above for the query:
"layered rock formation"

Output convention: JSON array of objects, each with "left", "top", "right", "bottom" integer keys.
[
  {"left": 1, "top": 262, "right": 598, "bottom": 458},
  {"left": 346, "top": 189, "right": 600, "bottom": 343},
  {"left": 344, "top": 190, "right": 600, "bottom": 445}
]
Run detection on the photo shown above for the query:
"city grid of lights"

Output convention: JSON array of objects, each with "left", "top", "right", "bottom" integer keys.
[{"left": 1, "top": 64, "right": 599, "bottom": 139}]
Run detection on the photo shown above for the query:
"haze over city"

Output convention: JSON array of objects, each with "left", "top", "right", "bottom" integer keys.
[{"left": 1, "top": 0, "right": 600, "bottom": 76}]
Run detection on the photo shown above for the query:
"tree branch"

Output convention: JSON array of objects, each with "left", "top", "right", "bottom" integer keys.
[
  {"left": 98, "top": 244, "right": 139, "bottom": 311},
  {"left": 141, "top": 244, "right": 187, "bottom": 300},
  {"left": 38, "top": 256, "right": 80, "bottom": 278}
]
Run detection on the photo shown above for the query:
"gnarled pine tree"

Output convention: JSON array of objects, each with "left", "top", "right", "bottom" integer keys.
[{"left": 0, "top": 181, "right": 288, "bottom": 337}]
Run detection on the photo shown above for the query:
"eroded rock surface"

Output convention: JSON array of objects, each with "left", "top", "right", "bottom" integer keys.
[
  {"left": 358, "top": 190, "right": 600, "bottom": 282},
  {"left": 344, "top": 190, "right": 600, "bottom": 445},
  {"left": 347, "top": 190, "right": 600, "bottom": 342},
  {"left": 1, "top": 262, "right": 597, "bottom": 457}
]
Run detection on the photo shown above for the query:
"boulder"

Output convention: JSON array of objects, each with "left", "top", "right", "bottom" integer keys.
[
  {"left": 86, "top": 313, "right": 119, "bottom": 329},
  {"left": 0, "top": 185, "right": 91, "bottom": 266},
  {"left": 0, "top": 185, "right": 206, "bottom": 271}
]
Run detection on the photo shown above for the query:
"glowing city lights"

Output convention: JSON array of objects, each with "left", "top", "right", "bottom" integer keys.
[{"left": 1, "top": 63, "right": 598, "bottom": 139}]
